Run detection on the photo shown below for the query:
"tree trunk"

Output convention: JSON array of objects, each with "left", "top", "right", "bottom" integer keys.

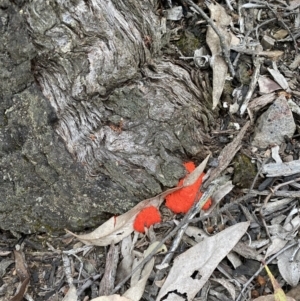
[{"left": 0, "top": 0, "right": 214, "bottom": 233}]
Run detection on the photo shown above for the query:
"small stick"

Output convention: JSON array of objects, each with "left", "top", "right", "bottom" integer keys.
[
  {"left": 77, "top": 274, "right": 102, "bottom": 296},
  {"left": 225, "top": 0, "right": 234, "bottom": 11},
  {"left": 265, "top": 1, "right": 298, "bottom": 54},
  {"left": 240, "top": 57, "right": 263, "bottom": 115},
  {"left": 235, "top": 241, "right": 298, "bottom": 301},
  {"left": 62, "top": 254, "right": 74, "bottom": 286},
  {"left": 185, "top": 0, "right": 235, "bottom": 77},
  {"left": 112, "top": 160, "right": 265, "bottom": 294},
  {"left": 99, "top": 243, "right": 119, "bottom": 296},
  {"left": 111, "top": 184, "right": 217, "bottom": 295},
  {"left": 244, "top": 189, "right": 300, "bottom": 198},
  {"left": 149, "top": 183, "right": 219, "bottom": 298}
]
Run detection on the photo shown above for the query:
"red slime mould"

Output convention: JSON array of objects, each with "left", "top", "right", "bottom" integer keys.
[
  {"left": 133, "top": 206, "right": 161, "bottom": 233},
  {"left": 165, "top": 161, "right": 212, "bottom": 213}
]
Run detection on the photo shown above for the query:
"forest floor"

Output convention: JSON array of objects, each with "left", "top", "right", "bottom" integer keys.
[{"left": 1, "top": 1, "right": 300, "bottom": 301}]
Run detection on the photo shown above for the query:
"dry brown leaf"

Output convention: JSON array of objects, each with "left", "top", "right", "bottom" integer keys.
[
  {"left": 10, "top": 250, "right": 30, "bottom": 301},
  {"left": 156, "top": 222, "right": 250, "bottom": 301},
  {"left": 206, "top": 2, "right": 232, "bottom": 109},
  {"left": 10, "top": 277, "right": 30, "bottom": 301},
  {"left": 13, "top": 250, "right": 30, "bottom": 281},
  {"left": 183, "top": 155, "right": 209, "bottom": 186},
  {"left": 65, "top": 193, "right": 167, "bottom": 246}
]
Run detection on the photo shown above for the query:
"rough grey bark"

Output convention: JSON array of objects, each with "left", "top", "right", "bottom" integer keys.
[{"left": 0, "top": 0, "right": 213, "bottom": 233}]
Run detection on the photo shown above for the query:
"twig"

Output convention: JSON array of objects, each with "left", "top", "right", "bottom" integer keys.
[
  {"left": 72, "top": 254, "right": 83, "bottom": 281},
  {"left": 258, "top": 177, "right": 300, "bottom": 236},
  {"left": 240, "top": 57, "right": 263, "bottom": 115},
  {"left": 265, "top": 1, "right": 298, "bottom": 54},
  {"left": 111, "top": 183, "right": 218, "bottom": 295},
  {"left": 289, "top": 242, "right": 300, "bottom": 262},
  {"left": 62, "top": 254, "right": 74, "bottom": 286},
  {"left": 188, "top": 193, "right": 254, "bottom": 224},
  {"left": 112, "top": 159, "right": 266, "bottom": 295},
  {"left": 225, "top": 0, "right": 234, "bottom": 11},
  {"left": 244, "top": 189, "right": 300, "bottom": 198},
  {"left": 261, "top": 177, "right": 300, "bottom": 208},
  {"left": 203, "top": 121, "right": 250, "bottom": 189},
  {"left": 149, "top": 182, "right": 220, "bottom": 298},
  {"left": 235, "top": 241, "right": 299, "bottom": 301},
  {"left": 185, "top": 0, "right": 235, "bottom": 77},
  {"left": 100, "top": 243, "right": 119, "bottom": 296},
  {"left": 235, "top": 177, "right": 300, "bottom": 300},
  {"left": 189, "top": 158, "right": 269, "bottom": 225},
  {"left": 63, "top": 245, "right": 94, "bottom": 256},
  {"left": 254, "top": 18, "right": 276, "bottom": 41},
  {"left": 77, "top": 274, "right": 102, "bottom": 296},
  {"left": 24, "top": 294, "right": 35, "bottom": 301}
]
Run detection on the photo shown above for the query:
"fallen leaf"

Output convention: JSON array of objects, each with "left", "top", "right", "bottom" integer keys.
[
  {"left": 62, "top": 285, "right": 78, "bottom": 301},
  {"left": 156, "top": 222, "right": 250, "bottom": 301},
  {"left": 248, "top": 93, "right": 277, "bottom": 112},
  {"left": 206, "top": 2, "right": 232, "bottom": 109},
  {"left": 272, "top": 29, "right": 289, "bottom": 40},
  {"left": 266, "top": 216, "right": 300, "bottom": 258},
  {"left": 0, "top": 259, "right": 14, "bottom": 277},
  {"left": 268, "top": 68, "right": 289, "bottom": 90},
  {"left": 230, "top": 46, "right": 284, "bottom": 60},
  {"left": 262, "top": 160, "right": 300, "bottom": 177},
  {"left": 123, "top": 255, "right": 154, "bottom": 301},
  {"left": 232, "top": 241, "right": 263, "bottom": 261},
  {"left": 66, "top": 158, "right": 209, "bottom": 246},
  {"left": 183, "top": 155, "right": 209, "bottom": 187},
  {"left": 128, "top": 241, "right": 166, "bottom": 294},
  {"left": 65, "top": 193, "right": 167, "bottom": 246},
  {"left": 208, "top": 179, "right": 234, "bottom": 213},
  {"left": 278, "top": 245, "right": 300, "bottom": 286},
  {"left": 10, "top": 277, "right": 30, "bottom": 301},
  {"left": 258, "top": 76, "right": 282, "bottom": 94},
  {"left": 10, "top": 250, "right": 30, "bottom": 301},
  {"left": 116, "top": 235, "right": 134, "bottom": 283},
  {"left": 91, "top": 295, "right": 133, "bottom": 301},
  {"left": 264, "top": 263, "right": 287, "bottom": 301},
  {"left": 211, "top": 278, "right": 236, "bottom": 300}
]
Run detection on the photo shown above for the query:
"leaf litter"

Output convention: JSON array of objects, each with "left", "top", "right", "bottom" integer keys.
[{"left": 2, "top": 1, "right": 300, "bottom": 301}]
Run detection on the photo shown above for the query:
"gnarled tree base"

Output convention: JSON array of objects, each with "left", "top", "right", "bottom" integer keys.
[{"left": 0, "top": 0, "right": 214, "bottom": 233}]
